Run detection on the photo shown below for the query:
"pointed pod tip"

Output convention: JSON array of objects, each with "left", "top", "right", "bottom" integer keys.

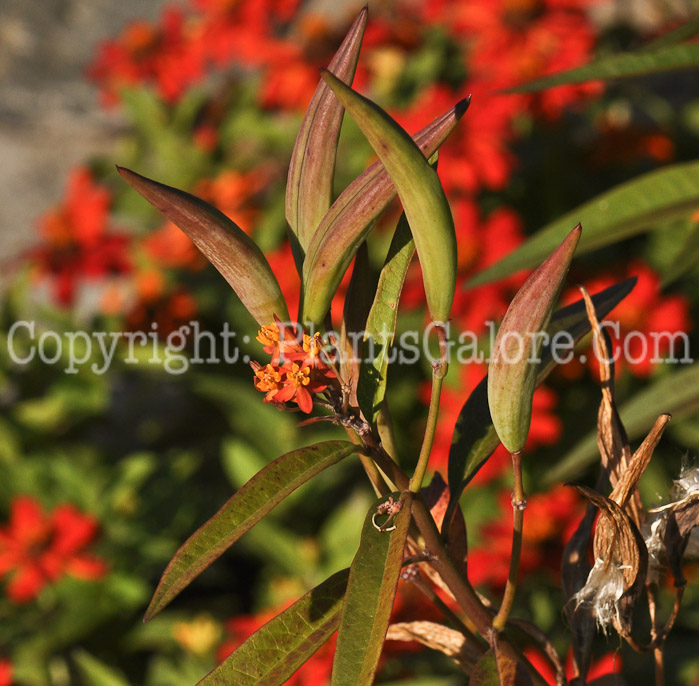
[{"left": 455, "top": 95, "right": 472, "bottom": 119}]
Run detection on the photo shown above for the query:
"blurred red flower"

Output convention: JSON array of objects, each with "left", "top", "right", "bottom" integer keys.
[
  {"left": 0, "top": 497, "right": 107, "bottom": 604},
  {"left": 468, "top": 484, "right": 583, "bottom": 588},
  {"left": 33, "top": 167, "right": 131, "bottom": 306},
  {"left": 0, "top": 660, "right": 11, "bottom": 686},
  {"left": 525, "top": 646, "right": 622, "bottom": 685},
  {"left": 428, "top": 357, "right": 561, "bottom": 481},
  {"left": 563, "top": 262, "right": 691, "bottom": 378}
]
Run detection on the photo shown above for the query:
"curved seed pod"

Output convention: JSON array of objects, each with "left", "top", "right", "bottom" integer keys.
[
  {"left": 285, "top": 7, "right": 368, "bottom": 266},
  {"left": 303, "top": 96, "right": 468, "bottom": 326},
  {"left": 306, "top": 71, "right": 458, "bottom": 325},
  {"left": 487, "top": 225, "right": 581, "bottom": 453},
  {"left": 117, "top": 167, "right": 289, "bottom": 325}
]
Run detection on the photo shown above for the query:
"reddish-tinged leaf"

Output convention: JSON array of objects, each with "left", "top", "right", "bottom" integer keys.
[
  {"left": 117, "top": 167, "right": 288, "bottom": 325},
  {"left": 488, "top": 225, "right": 581, "bottom": 453},
  {"left": 302, "top": 91, "right": 469, "bottom": 325},
  {"left": 286, "top": 7, "right": 367, "bottom": 264},
  {"left": 145, "top": 441, "right": 356, "bottom": 621},
  {"left": 330, "top": 492, "right": 413, "bottom": 686},
  {"left": 198, "top": 569, "right": 349, "bottom": 686}
]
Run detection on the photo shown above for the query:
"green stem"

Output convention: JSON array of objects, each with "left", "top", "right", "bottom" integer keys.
[
  {"left": 493, "top": 450, "right": 526, "bottom": 632},
  {"left": 409, "top": 325, "right": 448, "bottom": 493}
]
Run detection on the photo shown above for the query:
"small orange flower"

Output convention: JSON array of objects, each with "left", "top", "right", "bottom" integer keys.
[
  {"left": 252, "top": 362, "right": 283, "bottom": 403},
  {"left": 275, "top": 362, "right": 314, "bottom": 413},
  {"left": 256, "top": 324, "right": 280, "bottom": 353},
  {"left": 252, "top": 324, "right": 337, "bottom": 413}
]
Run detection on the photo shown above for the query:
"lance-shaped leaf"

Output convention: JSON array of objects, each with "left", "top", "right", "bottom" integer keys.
[
  {"left": 506, "top": 42, "right": 699, "bottom": 94},
  {"left": 470, "top": 650, "right": 534, "bottom": 686},
  {"left": 331, "top": 492, "right": 413, "bottom": 686},
  {"left": 643, "top": 17, "right": 699, "bottom": 51},
  {"left": 661, "top": 220, "right": 699, "bottom": 287},
  {"left": 469, "top": 161, "right": 699, "bottom": 287},
  {"left": 145, "top": 441, "right": 356, "bottom": 621},
  {"left": 308, "top": 71, "right": 457, "bottom": 325},
  {"left": 340, "top": 241, "right": 375, "bottom": 407},
  {"left": 286, "top": 7, "right": 367, "bottom": 265},
  {"left": 357, "top": 214, "right": 415, "bottom": 423},
  {"left": 446, "top": 278, "right": 636, "bottom": 523},
  {"left": 547, "top": 363, "right": 699, "bottom": 484},
  {"left": 488, "top": 226, "right": 581, "bottom": 454},
  {"left": 198, "top": 569, "right": 349, "bottom": 686},
  {"left": 117, "top": 167, "right": 288, "bottom": 325},
  {"left": 302, "top": 96, "right": 468, "bottom": 325}
]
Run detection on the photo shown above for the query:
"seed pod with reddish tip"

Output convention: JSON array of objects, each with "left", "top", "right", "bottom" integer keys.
[
  {"left": 309, "top": 71, "right": 457, "bottom": 326},
  {"left": 488, "top": 224, "right": 582, "bottom": 453},
  {"left": 117, "top": 166, "right": 289, "bottom": 325},
  {"left": 302, "top": 95, "right": 469, "bottom": 327},
  {"left": 286, "top": 7, "right": 367, "bottom": 265}
]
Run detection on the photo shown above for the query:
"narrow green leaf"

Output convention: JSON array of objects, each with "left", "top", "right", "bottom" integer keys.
[
  {"left": 286, "top": 7, "right": 367, "bottom": 265},
  {"left": 117, "top": 167, "right": 288, "bottom": 325},
  {"left": 331, "top": 492, "right": 413, "bottom": 686},
  {"left": 506, "top": 42, "right": 699, "bottom": 93},
  {"left": 643, "top": 17, "right": 699, "bottom": 51},
  {"left": 72, "top": 650, "right": 130, "bottom": 686},
  {"left": 198, "top": 569, "right": 349, "bottom": 686},
  {"left": 488, "top": 226, "right": 581, "bottom": 453},
  {"left": 468, "top": 161, "right": 699, "bottom": 287},
  {"left": 470, "top": 650, "right": 533, "bottom": 686},
  {"left": 145, "top": 441, "right": 357, "bottom": 621},
  {"left": 304, "top": 74, "right": 462, "bottom": 325},
  {"left": 357, "top": 214, "right": 415, "bottom": 423},
  {"left": 340, "top": 242, "right": 375, "bottom": 394},
  {"left": 546, "top": 363, "right": 699, "bottom": 484},
  {"left": 447, "top": 279, "right": 636, "bottom": 518},
  {"left": 661, "top": 220, "right": 699, "bottom": 287},
  {"left": 470, "top": 652, "right": 500, "bottom": 685}
]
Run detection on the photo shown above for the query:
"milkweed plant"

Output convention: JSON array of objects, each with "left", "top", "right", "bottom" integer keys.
[
  {"left": 113, "top": 9, "right": 699, "bottom": 686},
  {"left": 3, "top": 4, "right": 699, "bottom": 686}
]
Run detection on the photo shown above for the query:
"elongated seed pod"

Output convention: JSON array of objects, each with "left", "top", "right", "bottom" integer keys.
[
  {"left": 488, "top": 225, "right": 582, "bottom": 453},
  {"left": 118, "top": 167, "right": 289, "bottom": 325},
  {"left": 306, "top": 71, "right": 457, "bottom": 326}
]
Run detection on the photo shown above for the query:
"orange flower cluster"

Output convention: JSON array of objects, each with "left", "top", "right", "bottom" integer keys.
[
  {"left": 251, "top": 321, "right": 337, "bottom": 414},
  {"left": 0, "top": 496, "right": 108, "bottom": 604}
]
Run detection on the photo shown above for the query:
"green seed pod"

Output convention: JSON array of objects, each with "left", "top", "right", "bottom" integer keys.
[
  {"left": 488, "top": 225, "right": 582, "bottom": 453},
  {"left": 312, "top": 70, "right": 457, "bottom": 325},
  {"left": 286, "top": 7, "right": 367, "bottom": 267}
]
